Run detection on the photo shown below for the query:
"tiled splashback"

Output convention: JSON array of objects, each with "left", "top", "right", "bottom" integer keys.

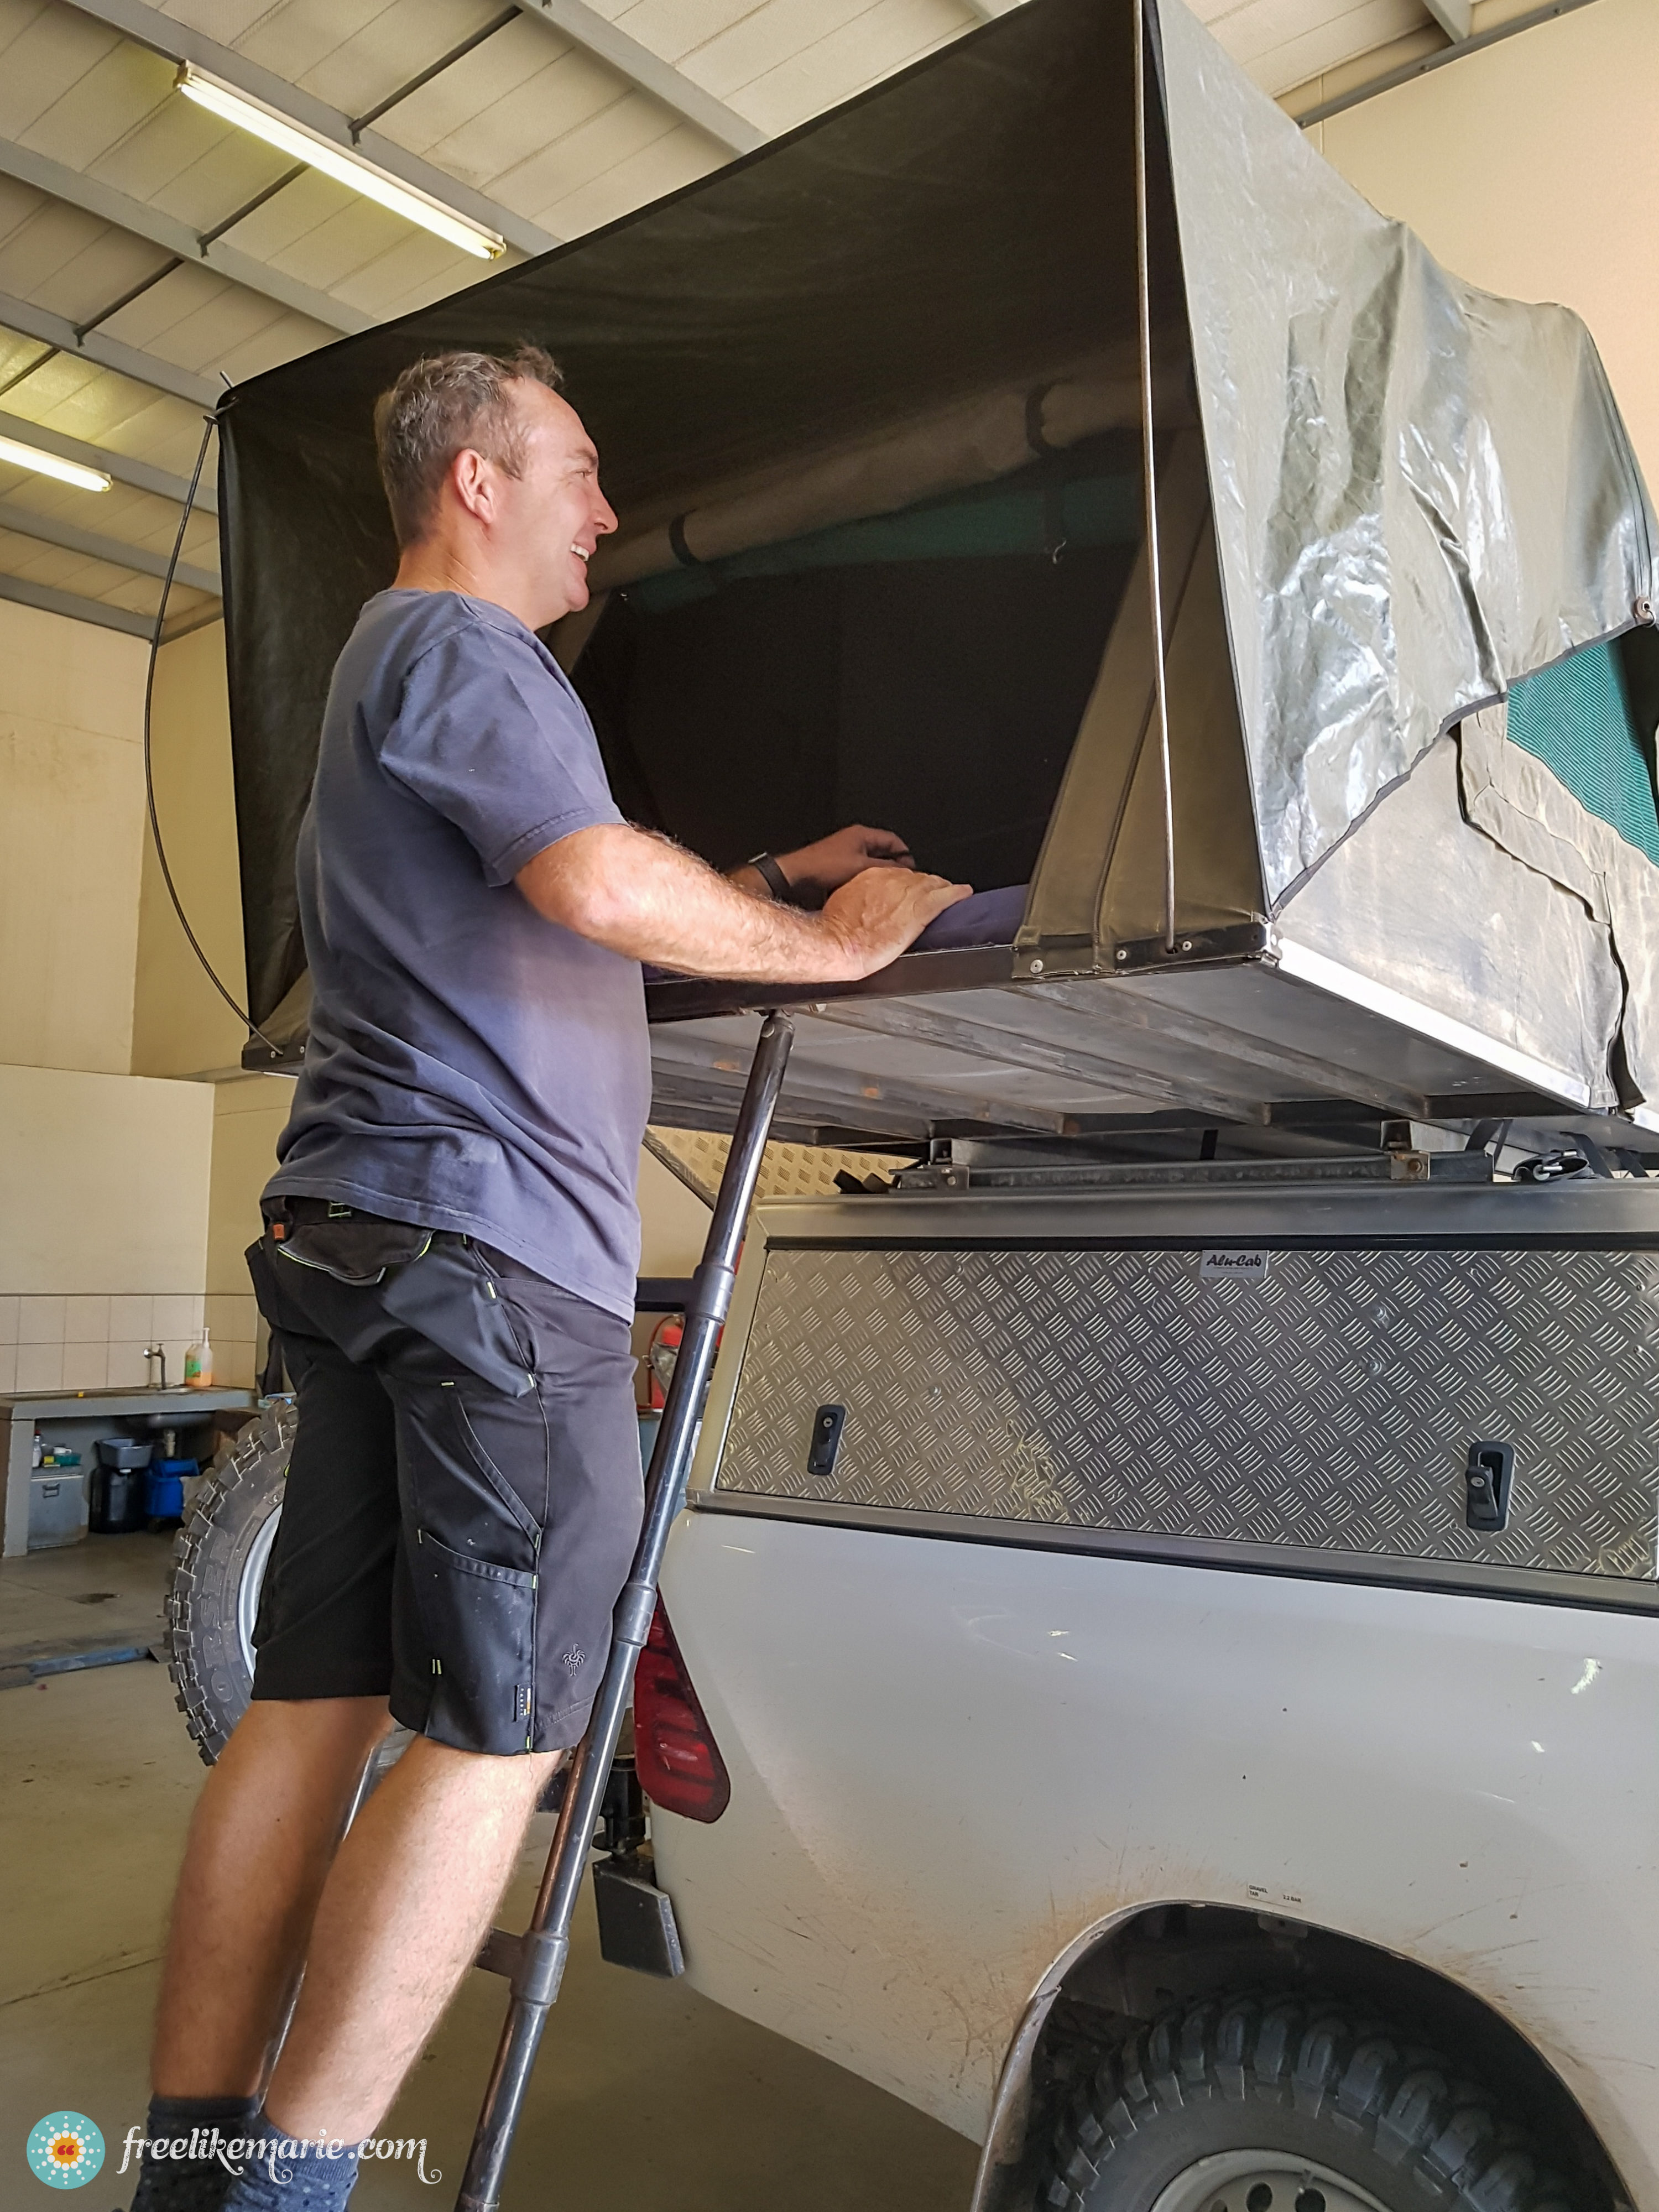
[{"left": 0, "top": 1292, "right": 260, "bottom": 1394}]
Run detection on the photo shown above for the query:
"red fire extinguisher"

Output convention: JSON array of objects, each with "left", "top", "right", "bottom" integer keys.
[{"left": 645, "top": 1313, "right": 682, "bottom": 1409}]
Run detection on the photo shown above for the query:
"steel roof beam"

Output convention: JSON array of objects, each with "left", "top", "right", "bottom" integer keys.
[
  {"left": 1293, "top": 0, "right": 1599, "bottom": 125},
  {"left": 0, "top": 290, "right": 217, "bottom": 405},
  {"left": 0, "top": 137, "right": 371, "bottom": 336},
  {"left": 0, "top": 409, "right": 216, "bottom": 512},
  {"left": 351, "top": 9, "right": 520, "bottom": 136},
  {"left": 1423, "top": 0, "right": 1474, "bottom": 36},
  {"left": 62, "top": 0, "right": 561, "bottom": 259},
  {"left": 513, "top": 2, "right": 764, "bottom": 154},
  {"left": 0, "top": 567, "right": 154, "bottom": 637},
  {"left": 0, "top": 497, "right": 219, "bottom": 593},
  {"left": 158, "top": 598, "right": 222, "bottom": 642}
]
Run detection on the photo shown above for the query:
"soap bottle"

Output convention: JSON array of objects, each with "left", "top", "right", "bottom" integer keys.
[{"left": 184, "top": 1325, "right": 213, "bottom": 1389}]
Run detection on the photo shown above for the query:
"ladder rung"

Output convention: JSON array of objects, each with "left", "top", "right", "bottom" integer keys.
[{"left": 476, "top": 1927, "right": 521, "bottom": 1979}]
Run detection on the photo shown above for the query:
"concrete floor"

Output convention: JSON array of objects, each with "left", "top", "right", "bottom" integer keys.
[
  {"left": 0, "top": 1537, "right": 978, "bottom": 2211},
  {"left": 0, "top": 1526, "right": 176, "bottom": 1679}
]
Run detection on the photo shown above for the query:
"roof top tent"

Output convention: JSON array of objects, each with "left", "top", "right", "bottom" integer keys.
[{"left": 221, "top": 0, "right": 1659, "bottom": 1161}]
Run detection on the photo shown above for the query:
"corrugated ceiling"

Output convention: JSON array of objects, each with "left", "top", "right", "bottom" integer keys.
[{"left": 0, "top": 0, "right": 1481, "bottom": 638}]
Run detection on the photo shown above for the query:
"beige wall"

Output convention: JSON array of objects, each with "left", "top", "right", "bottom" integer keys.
[
  {"left": 131, "top": 618, "right": 248, "bottom": 1081},
  {"left": 109, "top": 614, "right": 282, "bottom": 1385},
  {"left": 0, "top": 599, "right": 148, "bottom": 1076},
  {"left": 206, "top": 1075, "right": 294, "bottom": 1388},
  {"left": 0, "top": 602, "right": 228, "bottom": 1388},
  {"left": 638, "top": 1149, "right": 714, "bottom": 1277},
  {"left": 0, "top": 1063, "right": 212, "bottom": 1292},
  {"left": 1311, "top": 0, "right": 1659, "bottom": 491},
  {"left": 0, "top": 1061, "right": 213, "bottom": 1394}
]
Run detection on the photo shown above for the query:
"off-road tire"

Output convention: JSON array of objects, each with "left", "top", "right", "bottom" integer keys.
[
  {"left": 165, "top": 1398, "right": 293, "bottom": 1764},
  {"left": 1042, "top": 1991, "right": 1587, "bottom": 2212}
]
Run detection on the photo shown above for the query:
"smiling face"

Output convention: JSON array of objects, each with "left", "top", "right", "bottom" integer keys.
[
  {"left": 489, "top": 379, "right": 618, "bottom": 627},
  {"left": 400, "top": 373, "right": 620, "bottom": 632}
]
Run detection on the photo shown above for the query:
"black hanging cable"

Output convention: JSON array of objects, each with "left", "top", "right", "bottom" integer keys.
[{"left": 143, "top": 401, "right": 280, "bottom": 1058}]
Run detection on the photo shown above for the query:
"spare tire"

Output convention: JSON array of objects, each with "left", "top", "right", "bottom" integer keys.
[{"left": 164, "top": 1399, "right": 293, "bottom": 1764}]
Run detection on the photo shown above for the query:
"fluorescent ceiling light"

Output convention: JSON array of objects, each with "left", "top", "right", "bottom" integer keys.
[
  {"left": 175, "top": 65, "right": 505, "bottom": 260},
  {"left": 0, "top": 434, "right": 109, "bottom": 492}
]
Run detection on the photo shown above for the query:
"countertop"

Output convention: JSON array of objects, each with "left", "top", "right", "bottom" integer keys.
[{"left": 1, "top": 1387, "right": 254, "bottom": 1420}]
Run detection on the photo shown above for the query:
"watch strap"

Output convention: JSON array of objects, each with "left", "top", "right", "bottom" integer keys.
[{"left": 747, "top": 851, "right": 792, "bottom": 902}]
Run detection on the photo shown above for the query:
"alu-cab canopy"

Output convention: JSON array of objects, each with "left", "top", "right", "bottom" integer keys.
[{"left": 221, "top": 0, "right": 1659, "bottom": 1151}]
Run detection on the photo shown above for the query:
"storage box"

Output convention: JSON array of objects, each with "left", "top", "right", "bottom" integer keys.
[{"left": 29, "top": 1469, "right": 87, "bottom": 1550}]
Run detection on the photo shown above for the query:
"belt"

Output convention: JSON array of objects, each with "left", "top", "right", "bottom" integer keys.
[
  {"left": 261, "top": 1197, "right": 436, "bottom": 1289},
  {"left": 264, "top": 1196, "right": 425, "bottom": 1232}
]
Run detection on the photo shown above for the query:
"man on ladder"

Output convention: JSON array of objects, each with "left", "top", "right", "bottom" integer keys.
[{"left": 129, "top": 345, "right": 967, "bottom": 2212}]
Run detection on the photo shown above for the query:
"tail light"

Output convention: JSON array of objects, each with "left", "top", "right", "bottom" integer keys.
[{"left": 633, "top": 1600, "right": 731, "bottom": 1823}]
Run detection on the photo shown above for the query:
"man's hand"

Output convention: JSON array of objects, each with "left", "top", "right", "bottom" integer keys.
[
  {"left": 821, "top": 865, "right": 969, "bottom": 974},
  {"left": 772, "top": 825, "right": 914, "bottom": 905},
  {"left": 517, "top": 823, "right": 969, "bottom": 983},
  {"left": 729, "top": 825, "right": 912, "bottom": 908}
]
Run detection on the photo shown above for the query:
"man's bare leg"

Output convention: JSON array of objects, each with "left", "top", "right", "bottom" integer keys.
[
  {"left": 153, "top": 1697, "right": 395, "bottom": 2097},
  {"left": 259, "top": 1735, "right": 562, "bottom": 2143}
]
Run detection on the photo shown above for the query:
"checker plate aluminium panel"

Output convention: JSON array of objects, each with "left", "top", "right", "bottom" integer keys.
[{"left": 713, "top": 1241, "right": 1659, "bottom": 1582}]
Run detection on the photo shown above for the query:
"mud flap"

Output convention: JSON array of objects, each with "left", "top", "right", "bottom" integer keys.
[{"left": 593, "top": 1851, "right": 685, "bottom": 1978}]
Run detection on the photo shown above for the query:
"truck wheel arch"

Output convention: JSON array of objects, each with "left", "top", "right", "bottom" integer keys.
[{"left": 970, "top": 1903, "right": 1627, "bottom": 2212}]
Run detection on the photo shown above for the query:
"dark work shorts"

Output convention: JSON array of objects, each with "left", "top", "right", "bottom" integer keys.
[{"left": 245, "top": 1218, "right": 643, "bottom": 1756}]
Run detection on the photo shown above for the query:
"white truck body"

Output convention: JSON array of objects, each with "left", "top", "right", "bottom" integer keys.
[{"left": 650, "top": 1172, "right": 1659, "bottom": 2208}]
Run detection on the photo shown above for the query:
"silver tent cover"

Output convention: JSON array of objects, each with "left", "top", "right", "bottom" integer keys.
[{"left": 1157, "top": 0, "right": 1656, "bottom": 908}]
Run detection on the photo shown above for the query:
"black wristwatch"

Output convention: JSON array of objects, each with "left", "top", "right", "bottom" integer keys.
[{"left": 747, "top": 851, "right": 792, "bottom": 902}]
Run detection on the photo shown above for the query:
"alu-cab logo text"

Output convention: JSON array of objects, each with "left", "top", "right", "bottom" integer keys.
[{"left": 1197, "top": 1248, "right": 1271, "bottom": 1286}]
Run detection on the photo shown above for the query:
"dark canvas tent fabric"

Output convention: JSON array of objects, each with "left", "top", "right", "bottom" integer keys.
[{"left": 220, "top": 0, "right": 1172, "bottom": 1030}]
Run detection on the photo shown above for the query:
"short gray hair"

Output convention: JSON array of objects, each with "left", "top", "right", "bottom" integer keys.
[{"left": 373, "top": 346, "right": 564, "bottom": 548}]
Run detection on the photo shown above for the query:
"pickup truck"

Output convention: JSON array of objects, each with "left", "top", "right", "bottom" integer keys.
[
  {"left": 633, "top": 1152, "right": 1659, "bottom": 2212},
  {"left": 170, "top": 1140, "right": 1659, "bottom": 2212}
]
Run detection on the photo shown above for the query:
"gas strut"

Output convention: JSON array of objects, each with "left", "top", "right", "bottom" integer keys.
[{"left": 456, "top": 1009, "right": 795, "bottom": 2211}]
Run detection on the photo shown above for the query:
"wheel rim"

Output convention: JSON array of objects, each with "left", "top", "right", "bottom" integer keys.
[
  {"left": 237, "top": 1505, "right": 281, "bottom": 1682},
  {"left": 1149, "top": 2151, "right": 1394, "bottom": 2212}
]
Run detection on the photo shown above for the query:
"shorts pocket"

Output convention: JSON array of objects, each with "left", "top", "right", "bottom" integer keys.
[
  {"left": 448, "top": 1391, "right": 542, "bottom": 1547},
  {"left": 410, "top": 1527, "right": 538, "bottom": 1754}
]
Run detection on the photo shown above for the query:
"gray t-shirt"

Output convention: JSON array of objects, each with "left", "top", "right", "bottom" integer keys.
[{"left": 268, "top": 588, "right": 649, "bottom": 1321}]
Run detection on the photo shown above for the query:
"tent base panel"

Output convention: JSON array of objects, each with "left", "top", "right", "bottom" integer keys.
[{"left": 644, "top": 947, "right": 1620, "bottom": 1150}]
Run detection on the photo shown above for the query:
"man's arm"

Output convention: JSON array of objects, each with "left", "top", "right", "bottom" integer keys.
[{"left": 517, "top": 823, "right": 969, "bottom": 983}]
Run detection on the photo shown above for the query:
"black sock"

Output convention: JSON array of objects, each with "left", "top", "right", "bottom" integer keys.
[
  {"left": 125, "top": 2095, "right": 262, "bottom": 2212},
  {"left": 219, "top": 2110, "right": 363, "bottom": 2211}
]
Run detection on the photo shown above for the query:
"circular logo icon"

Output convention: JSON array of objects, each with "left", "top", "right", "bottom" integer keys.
[{"left": 26, "top": 2114, "right": 105, "bottom": 2190}]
